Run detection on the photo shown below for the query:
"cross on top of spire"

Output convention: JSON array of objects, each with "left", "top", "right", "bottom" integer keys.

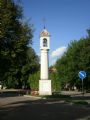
[
  {"left": 42, "top": 18, "right": 46, "bottom": 29},
  {"left": 40, "top": 18, "right": 50, "bottom": 37}
]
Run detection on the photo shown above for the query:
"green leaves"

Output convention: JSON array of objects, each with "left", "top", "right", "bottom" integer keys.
[
  {"left": 0, "top": 0, "right": 39, "bottom": 88},
  {"left": 56, "top": 32, "right": 90, "bottom": 90},
  {"left": 28, "top": 71, "right": 40, "bottom": 90}
]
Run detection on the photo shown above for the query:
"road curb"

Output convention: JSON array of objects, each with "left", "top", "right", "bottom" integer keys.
[{"left": 23, "top": 95, "right": 41, "bottom": 99}]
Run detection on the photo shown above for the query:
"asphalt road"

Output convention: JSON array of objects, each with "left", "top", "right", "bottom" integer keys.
[{"left": 0, "top": 95, "right": 90, "bottom": 120}]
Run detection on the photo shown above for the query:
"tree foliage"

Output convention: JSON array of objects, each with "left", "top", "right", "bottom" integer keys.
[
  {"left": 56, "top": 31, "right": 90, "bottom": 90},
  {"left": 0, "top": 0, "right": 39, "bottom": 88},
  {"left": 28, "top": 71, "right": 40, "bottom": 90},
  {"left": 50, "top": 72, "right": 61, "bottom": 92}
]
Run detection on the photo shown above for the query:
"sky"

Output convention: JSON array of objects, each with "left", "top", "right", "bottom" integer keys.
[{"left": 16, "top": 0, "right": 90, "bottom": 65}]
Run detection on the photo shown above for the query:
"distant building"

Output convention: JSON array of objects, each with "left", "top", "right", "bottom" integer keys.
[{"left": 49, "top": 67, "right": 57, "bottom": 73}]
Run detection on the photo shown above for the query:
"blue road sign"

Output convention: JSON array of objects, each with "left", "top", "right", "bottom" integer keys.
[{"left": 79, "top": 71, "right": 86, "bottom": 79}]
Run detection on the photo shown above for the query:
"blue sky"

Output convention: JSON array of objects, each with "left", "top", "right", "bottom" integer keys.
[{"left": 16, "top": 0, "right": 90, "bottom": 65}]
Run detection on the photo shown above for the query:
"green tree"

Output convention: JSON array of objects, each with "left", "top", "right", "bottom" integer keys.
[
  {"left": 0, "top": 0, "right": 39, "bottom": 88},
  {"left": 56, "top": 30, "right": 90, "bottom": 90},
  {"left": 28, "top": 71, "right": 40, "bottom": 90},
  {"left": 21, "top": 47, "right": 39, "bottom": 88},
  {"left": 50, "top": 72, "right": 61, "bottom": 92}
]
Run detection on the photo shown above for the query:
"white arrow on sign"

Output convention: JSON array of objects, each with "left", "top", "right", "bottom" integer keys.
[{"left": 80, "top": 72, "right": 85, "bottom": 77}]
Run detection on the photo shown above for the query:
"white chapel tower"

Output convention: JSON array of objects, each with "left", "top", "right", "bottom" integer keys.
[{"left": 39, "top": 27, "right": 52, "bottom": 95}]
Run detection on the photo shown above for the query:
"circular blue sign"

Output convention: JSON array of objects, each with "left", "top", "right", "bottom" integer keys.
[{"left": 78, "top": 71, "right": 86, "bottom": 79}]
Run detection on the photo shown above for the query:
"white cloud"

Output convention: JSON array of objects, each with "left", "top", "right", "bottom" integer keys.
[
  {"left": 51, "top": 46, "right": 67, "bottom": 58},
  {"left": 51, "top": 59, "right": 57, "bottom": 65}
]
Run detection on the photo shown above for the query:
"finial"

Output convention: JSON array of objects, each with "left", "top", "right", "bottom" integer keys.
[
  {"left": 42, "top": 18, "right": 46, "bottom": 29},
  {"left": 44, "top": 26, "right": 45, "bottom": 29}
]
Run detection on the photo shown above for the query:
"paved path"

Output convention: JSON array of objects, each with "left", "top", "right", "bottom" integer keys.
[{"left": 0, "top": 96, "right": 90, "bottom": 120}]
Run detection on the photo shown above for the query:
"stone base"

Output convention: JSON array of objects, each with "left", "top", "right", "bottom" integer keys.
[{"left": 39, "top": 80, "right": 52, "bottom": 95}]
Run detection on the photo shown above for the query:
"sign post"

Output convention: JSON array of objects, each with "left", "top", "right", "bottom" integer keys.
[
  {"left": 78, "top": 71, "right": 86, "bottom": 96},
  {"left": 82, "top": 78, "right": 84, "bottom": 95}
]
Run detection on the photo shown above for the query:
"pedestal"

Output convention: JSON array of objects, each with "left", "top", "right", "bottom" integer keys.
[{"left": 39, "top": 80, "right": 52, "bottom": 95}]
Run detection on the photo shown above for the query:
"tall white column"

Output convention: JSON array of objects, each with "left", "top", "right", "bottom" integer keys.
[
  {"left": 40, "top": 50, "right": 49, "bottom": 80},
  {"left": 39, "top": 28, "right": 52, "bottom": 95}
]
